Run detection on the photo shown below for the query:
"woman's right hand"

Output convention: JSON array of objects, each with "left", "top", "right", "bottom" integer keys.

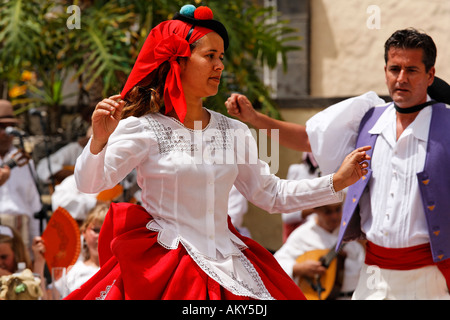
[{"left": 90, "top": 95, "right": 125, "bottom": 154}]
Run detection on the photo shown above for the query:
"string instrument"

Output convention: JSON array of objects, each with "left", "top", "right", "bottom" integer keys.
[
  {"left": 1, "top": 149, "right": 31, "bottom": 169},
  {"left": 296, "top": 243, "right": 346, "bottom": 300}
]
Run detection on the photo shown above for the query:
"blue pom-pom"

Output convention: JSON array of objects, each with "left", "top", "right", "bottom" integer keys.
[{"left": 180, "top": 4, "right": 196, "bottom": 17}]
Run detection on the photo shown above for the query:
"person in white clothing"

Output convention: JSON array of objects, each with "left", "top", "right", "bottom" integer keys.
[
  {"left": 0, "top": 166, "right": 10, "bottom": 186},
  {"left": 281, "top": 152, "right": 321, "bottom": 242},
  {"left": 33, "top": 203, "right": 108, "bottom": 299},
  {"left": 64, "top": 203, "right": 107, "bottom": 295},
  {"left": 0, "top": 100, "right": 42, "bottom": 249},
  {"left": 36, "top": 126, "right": 92, "bottom": 186},
  {"left": 65, "top": 5, "right": 370, "bottom": 301},
  {"left": 50, "top": 175, "right": 98, "bottom": 223},
  {"left": 227, "top": 185, "right": 251, "bottom": 238},
  {"left": 275, "top": 201, "right": 364, "bottom": 300}
]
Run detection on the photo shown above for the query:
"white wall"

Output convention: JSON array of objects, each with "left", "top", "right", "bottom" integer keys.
[{"left": 310, "top": 0, "right": 450, "bottom": 97}]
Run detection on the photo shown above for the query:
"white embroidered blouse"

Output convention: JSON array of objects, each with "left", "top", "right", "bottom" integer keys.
[{"left": 74, "top": 109, "right": 343, "bottom": 299}]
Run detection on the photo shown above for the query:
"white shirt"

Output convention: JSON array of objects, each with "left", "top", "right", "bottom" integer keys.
[
  {"left": 0, "top": 147, "right": 42, "bottom": 240},
  {"left": 54, "top": 260, "right": 100, "bottom": 298},
  {"left": 51, "top": 174, "right": 98, "bottom": 221},
  {"left": 361, "top": 104, "right": 431, "bottom": 248},
  {"left": 75, "top": 109, "right": 343, "bottom": 299},
  {"left": 281, "top": 163, "right": 320, "bottom": 225},
  {"left": 227, "top": 185, "right": 248, "bottom": 229},
  {"left": 306, "top": 92, "right": 432, "bottom": 248},
  {"left": 36, "top": 141, "right": 83, "bottom": 182},
  {"left": 66, "top": 260, "right": 100, "bottom": 293},
  {"left": 274, "top": 214, "right": 364, "bottom": 293}
]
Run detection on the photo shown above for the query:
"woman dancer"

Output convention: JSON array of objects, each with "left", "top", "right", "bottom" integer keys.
[{"left": 66, "top": 5, "right": 370, "bottom": 300}]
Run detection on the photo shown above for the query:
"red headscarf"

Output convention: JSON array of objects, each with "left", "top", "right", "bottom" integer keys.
[{"left": 121, "top": 12, "right": 224, "bottom": 123}]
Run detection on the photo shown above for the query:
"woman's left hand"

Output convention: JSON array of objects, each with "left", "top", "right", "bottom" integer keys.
[{"left": 332, "top": 146, "right": 371, "bottom": 191}]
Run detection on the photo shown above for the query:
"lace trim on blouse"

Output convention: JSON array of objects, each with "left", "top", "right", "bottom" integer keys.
[
  {"left": 146, "top": 220, "right": 273, "bottom": 300},
  {"left": 96, "top": 280, "right": 116, "bottom": 300},
  {"left": 181, "top": 236, "right": 273, "bottom": 300},
  {"left": 144, "top": 112, "right": 234, "bottom": 156}
]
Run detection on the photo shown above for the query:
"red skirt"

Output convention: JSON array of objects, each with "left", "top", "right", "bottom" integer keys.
[{"left": 65, "top": 202, "right": 306, "bottom": 300}]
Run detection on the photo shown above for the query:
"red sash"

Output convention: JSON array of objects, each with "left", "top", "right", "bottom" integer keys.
[{"left": 365, "top": 241, "right": 450, "bottom": 289}]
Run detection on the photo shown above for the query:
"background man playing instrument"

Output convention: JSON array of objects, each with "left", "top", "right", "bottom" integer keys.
[{"left": 274, "top": 201, "right": 364, "bottom": 300}]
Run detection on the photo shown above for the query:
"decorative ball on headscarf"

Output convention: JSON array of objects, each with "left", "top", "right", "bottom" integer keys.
[
  {"left": 180, "top": 4, "right": 196, "bottom": 17},
  {"left": 194, "top": 6, "right": 214, "bottom": 20},
  {"left": 120, "top": 4, "right": 229, "bottom": 124},
  {"left": 173, "top": 5, "right": 229, "bottom": 50},
  {"left": 179, "top": 4, "right": 214, "bottom": 20}
]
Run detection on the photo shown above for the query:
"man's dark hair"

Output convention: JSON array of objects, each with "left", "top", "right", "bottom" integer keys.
[{"left": 384, "top": 28, "right": 437, "bottom": 72}]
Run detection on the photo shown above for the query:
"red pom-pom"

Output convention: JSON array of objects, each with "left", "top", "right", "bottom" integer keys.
[{"left": 194, "top": 6, "right": 213, "bottom": 20}]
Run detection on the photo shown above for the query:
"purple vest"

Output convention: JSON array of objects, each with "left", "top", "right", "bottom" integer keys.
[{"left": 337, "top": 102, "right": 450, "bottom": 262}]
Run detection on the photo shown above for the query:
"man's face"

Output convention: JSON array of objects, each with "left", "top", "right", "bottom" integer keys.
[
  {"left": 0, "top": 124, "right": 14, "bottom": 156},
  {"left": 316, "top": 203, "right": 342, "bottom": 233},
  {"left": 385, "top": 47, "right": 435, "bottom": 109}
]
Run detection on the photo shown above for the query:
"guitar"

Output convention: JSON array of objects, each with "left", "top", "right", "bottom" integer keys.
[{"left": 296, "top": 243, "right": 346, "bottom": 300}]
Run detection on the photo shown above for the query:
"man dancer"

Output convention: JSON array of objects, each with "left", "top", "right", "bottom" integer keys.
[{"left": 226, "top": 28, "right": 450, "bottom": 299}]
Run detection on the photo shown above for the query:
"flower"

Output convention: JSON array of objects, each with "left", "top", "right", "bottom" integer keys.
[
  {"left": 20, "top": 70, "right": 35, "bottom": 82},
  {"left": 9, "top": 85, "right": 27, "bottom": 98}
]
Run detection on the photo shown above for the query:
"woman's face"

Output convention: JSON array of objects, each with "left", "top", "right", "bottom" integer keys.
[
  {"left": 179, "top": 32, "right": 225, "bottom": 100},
  {"left": 83, "top": 222, "right": 101, "bottom": 259},
  {"left": 0, "top": 242, "right": 15, "bottom": 274}
]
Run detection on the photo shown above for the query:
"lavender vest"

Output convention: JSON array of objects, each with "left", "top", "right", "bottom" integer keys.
[{"left": 336, "top": 102, "right": 450, "bottom": 262}]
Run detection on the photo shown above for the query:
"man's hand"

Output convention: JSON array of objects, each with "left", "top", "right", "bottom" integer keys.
[
  {"left": 293, "top": 260, "right": 327, "bottom": 279},
  {"left": 225, "top": 93, "right": 258, "bottom": 124}
]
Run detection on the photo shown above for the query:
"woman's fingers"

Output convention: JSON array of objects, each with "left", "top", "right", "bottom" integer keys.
[
  {"left": 334, "top": 146, "right": 372, "bottom": 191},
  {"left": 90, "top": 95, "right": 126, "bottom": 154},
  {"left": 357, "top": 145, "right": 371, "bottom": 152},
  {"left": 94, "top": 95, "right": 125, "bottom": 120},
  {"left": 349, "top": 146, "right": 371, "bottom": 163},
  {"left": 97, "top": 99, "right": 118, "bottom": 112}
]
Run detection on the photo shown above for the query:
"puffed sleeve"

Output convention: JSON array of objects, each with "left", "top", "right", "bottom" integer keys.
[
  {"left": 74, "top": 116, "right": 155, "bottom": 194},
  {"left": 306, "top": 91, "right": 385, "bottom": 174},
  {"left": 230, "top": 119, "right": 343, "bottom": 214}
]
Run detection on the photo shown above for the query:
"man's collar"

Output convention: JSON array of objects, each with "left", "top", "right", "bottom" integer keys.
[{"left": 368, "top": 99, "right": 432, "bottom": 142}]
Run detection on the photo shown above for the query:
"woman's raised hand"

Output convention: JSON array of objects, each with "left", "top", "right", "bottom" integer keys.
[
  {"left": 333, "top": 146, "right": 371, "bottom": 192},
  {"left": 90, "top": 95, "right": 125, "bottom": 154}
]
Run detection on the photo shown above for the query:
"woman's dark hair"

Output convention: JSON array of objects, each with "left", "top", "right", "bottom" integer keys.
[
  {"left": 121, "top": 41, "right": 201, "bottom": 119},
  {"left": 121, "top": 61, "right": 170, "bottom": 119},
  {"left": 384, "top": 28, "right": 437, "bottom": 72}
]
